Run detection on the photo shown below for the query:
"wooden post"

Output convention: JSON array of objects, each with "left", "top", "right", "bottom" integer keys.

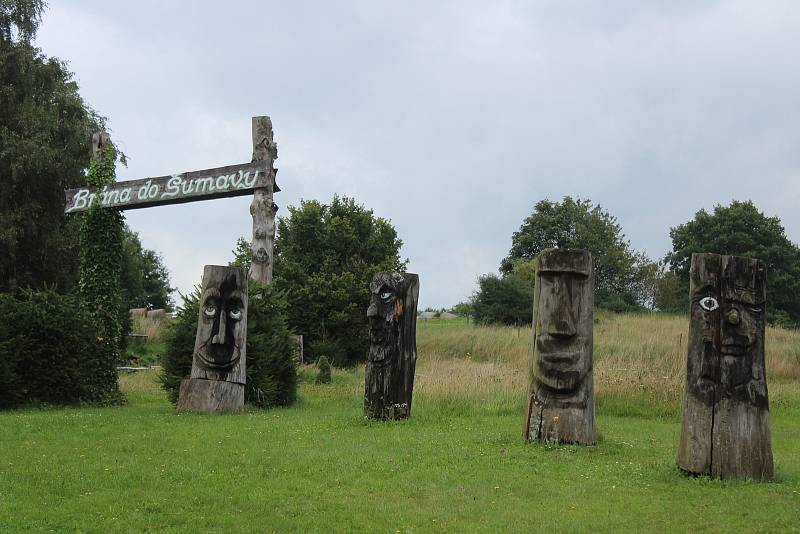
[
  {"left": 364, "top": 272, "right": 420, "bottom": 420},
  {"left": 249, "top": 116, "right": 278, "bottom": 284},
  {"left": 177, "top": 265, "right": 248, "bottom": 412},
  {"left": 524, "top": 249, "right": 596, "bottom": 445},
  {"left": 677, "top": 253, "right": 773, "bottom": 480}
]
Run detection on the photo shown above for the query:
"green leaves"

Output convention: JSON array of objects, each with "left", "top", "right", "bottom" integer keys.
[
  {"left": 665, "top": 200, "right": 800, "bottom": 324},
  {"left": 0, "top": 28, "right": 104, "bottom": 292},
  {"left": 501, "top": 196, "right": 653, "bottom": 311},
  {"left": 77, "top": 141, "right": 125, "bottom": 399},
  {"left": 271, "top": 195, "right": 405, "bottom": 366}
]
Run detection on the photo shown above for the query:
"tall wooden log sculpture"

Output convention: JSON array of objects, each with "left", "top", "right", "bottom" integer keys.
[
  {"left": 177, "top": 265, "right": 248, "bottom": 413},
  {"left": 524, "top": 249, "right": 596, "bottom": 444},
  {"left": 250, "top": 116, "right": 279, "bottom": 285},
  {"left": 677, "top": 253, "right": 773, "bottom": 480},
  {"left": 364, "top": 272, "right": 420, "bottom": 420}
]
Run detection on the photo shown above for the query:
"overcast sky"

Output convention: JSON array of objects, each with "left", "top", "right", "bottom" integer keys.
[{"left": 37, "top": 1, "right": 800, "bottom": 308}]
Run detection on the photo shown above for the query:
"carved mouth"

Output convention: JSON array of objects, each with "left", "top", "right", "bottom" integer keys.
[
  {"left": 197, "top": 343, "right": 240, "bottom": 370},
  {"left": 540, "top": 353, "right": 578, "bottom": 366},
  {"left": 721, "top": 343, "right": 749, "bottom": 356}
]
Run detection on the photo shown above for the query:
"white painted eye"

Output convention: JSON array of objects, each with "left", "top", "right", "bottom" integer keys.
[
  {"left": 229, "top": 308, "right": 242, "bottom": 321},
  {"left": 699, "top": 297, "right": 719, "bottom": 312},
  {"left": 380, "top": 291, "right": 392, "bottom": 300},
  {"left": 204, "top": 306, "right": 216, "bottom": 318}
]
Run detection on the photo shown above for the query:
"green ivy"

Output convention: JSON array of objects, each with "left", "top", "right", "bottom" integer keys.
[{"left": 77, "top": 138, "right": 124, "bottom": 401}]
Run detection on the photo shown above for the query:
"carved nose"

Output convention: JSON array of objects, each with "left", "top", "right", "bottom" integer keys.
[
  {"left": 726, "top": 309, "right": 740, "bottom": 326},
  {"left": 367, "top": 302, "right": 378, "bottom": 318},
  {"left": 547, "top": 320, "right": 576, "bottom": 338},
  {"left": 212, "top": 312, "right": 226, "bottom": 344}
]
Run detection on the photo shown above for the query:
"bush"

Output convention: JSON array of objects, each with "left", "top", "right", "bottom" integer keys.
[
  {"left": 471, "top": 273, "right": 533, "bottom": 325},
  {"left": 0, "top": 290, "right": 121, "bottom": 408},
  {"left": 160, "top": 283, "right": 297, "bottom": 408},
  {"left": 315, "top": 355, "right": 332, "bottom": 384}
]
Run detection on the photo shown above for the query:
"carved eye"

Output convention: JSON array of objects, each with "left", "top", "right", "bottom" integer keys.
[
  {"left": 229, "top": 308, "right": 242, "bottom": 321},
  {"left": 204, "top": 306, "right": 217, "bottom": 318},
  {"left": 380, "top": 291, "right": 392, "bottom": 300},
  {"left": 699, "top": 297, "right": 719, "bottom": 312}
]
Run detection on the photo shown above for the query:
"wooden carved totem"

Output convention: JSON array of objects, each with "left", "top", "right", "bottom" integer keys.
[
  {"left": 177, "top": 265, "right": 248, "bottom": 413},
  {"left": 677, "top": 253, "right": 773, "bottom": 480},
  {"left": 524, "top": 249, "right": 596, "bottom": 444},
  {"left": 364, "top": 272, "right": 420, "bottom": 420}
]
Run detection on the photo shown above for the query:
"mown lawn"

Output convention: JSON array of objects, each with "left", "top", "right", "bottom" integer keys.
[{"left": 1, "top": 367, "right": 799, "bottom": 533}]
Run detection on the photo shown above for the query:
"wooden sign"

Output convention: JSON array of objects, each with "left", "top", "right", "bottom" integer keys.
[{"left": 64, "top": 161, "right": 271, "bottom": 213}]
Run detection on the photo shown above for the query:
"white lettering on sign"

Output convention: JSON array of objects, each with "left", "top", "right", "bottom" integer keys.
[{"left": 65, "top": 163, "right": 266, "bottom": 213}]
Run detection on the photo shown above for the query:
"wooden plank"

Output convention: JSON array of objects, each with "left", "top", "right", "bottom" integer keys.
[{"left": 64, "top": 160, "right": 269, "bottom": 213}]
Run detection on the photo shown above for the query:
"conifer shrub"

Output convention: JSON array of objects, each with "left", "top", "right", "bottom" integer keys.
[
  {"left": 160, "top": 282, "right": 297, "bottom": 408},
  {"left": 0, "top": 290, "right": 121, "bottom": 408},
  {"left": 315, "top": 355, "right": 332, "bottom": 384}
]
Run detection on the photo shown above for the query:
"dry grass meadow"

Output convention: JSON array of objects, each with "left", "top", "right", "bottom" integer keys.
[{"left": 414, "top": 312, "right": 800, "bottom": 417}]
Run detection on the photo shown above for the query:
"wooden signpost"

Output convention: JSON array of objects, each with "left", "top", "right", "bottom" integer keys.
[{"left": 64, "top": 116, "right": 279, "bottom": 286}]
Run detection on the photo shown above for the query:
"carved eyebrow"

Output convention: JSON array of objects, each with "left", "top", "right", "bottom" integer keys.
[
  {"left": 202, "top": 288, "right": 221, "bottom": 300},
  {"left": 228, "top": 290, "right": 244, "bottom": 301}
]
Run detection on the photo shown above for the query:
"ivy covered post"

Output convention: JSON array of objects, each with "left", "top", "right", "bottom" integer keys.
[{"left": 77, "top": 132, "right": 125, "bottom": 401}]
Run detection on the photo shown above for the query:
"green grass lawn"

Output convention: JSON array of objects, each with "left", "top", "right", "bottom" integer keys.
[{"left": 1, "top": 368, "right": 799, "bottom": 533}]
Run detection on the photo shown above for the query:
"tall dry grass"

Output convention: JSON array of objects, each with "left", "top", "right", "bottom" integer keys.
[
  {"left": 130, "top": 313, "right": 170, "bottom": 341},
  {"left": 415, "top": 313, "right": 800, "bottom": 416}
]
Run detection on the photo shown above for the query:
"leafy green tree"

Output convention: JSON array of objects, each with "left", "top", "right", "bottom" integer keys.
[
  {"left": 270, "top": 195, "right": 405, "bottom": 366},
  {"left": 120, "top": 228, "right": 175, "bottom": 311},
  {"left": 665, "top": 200, "right": 800, "bottom": 325},
  {"left": 471, "top": 273, "right": 533, "bottom": 325},
  {"left": 449, "top": 301, "right": 474, "bottom": 318},
  {"left": 501, "top": 197, "right": 652, "bottom": 310},
  {"left": 0, "top": 1, "right": 104, "bottom": 292}
]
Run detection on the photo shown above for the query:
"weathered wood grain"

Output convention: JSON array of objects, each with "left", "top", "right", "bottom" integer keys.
[
  {"left": 64, "top": 161, "right": 268, "bottom": 213},
  {"left": 524, "top": 249, "right": 596, "bottom": 445},
  {"left": 188, "top": 265, "right": 248, "bottom": 386},
  {"left": 178, "top": 265, "right": 248, "bottom": 412},
  {"left": 176, "top": 378, "right": 244, "bottom": 413},
  {"left": 249, "top": 116, "right": 278, "bottom": 284},
  {"left": 677, "top": 253, "right": 773, "bottom": 480},
  {"left": 364, "top": 272, "right": 419, "bottom": 420}
]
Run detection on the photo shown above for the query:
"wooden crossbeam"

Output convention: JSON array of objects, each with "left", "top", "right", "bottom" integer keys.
[{"left": 64, "top": 160, "right": 272, "bottom": 213}]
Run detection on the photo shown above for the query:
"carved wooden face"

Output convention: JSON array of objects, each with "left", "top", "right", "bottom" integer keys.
[
  {"left": 689, "top": 254, "right": 767, "bottom": 407},
  {"left": 367, "top": 272, "right": 405, "bottom": 360},
  {"left": 533, "top": 250, "right": 593, "bottom": 393},
  {"left": 195, "top": 272, "right": 246, "bottom": 372}
]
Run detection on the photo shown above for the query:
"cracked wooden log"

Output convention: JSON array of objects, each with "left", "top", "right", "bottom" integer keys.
[
  {"left": 523, "top": 249, "right": 596, "bottom": 444},
  {"left": 677, "top": 253, "right": 773, "bottom": 480},
  {"left": 177, "top": 265, "right": 248, "bottom": 413},
  {"left": 364, "top": 272, "right": 419, "bottom": 420},
  {"left": 249, "top": 116, "right": 279, "bottom": 284}
]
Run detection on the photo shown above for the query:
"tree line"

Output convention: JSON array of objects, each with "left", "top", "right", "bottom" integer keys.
[{"left": 467, "top": 197, "right": 800, "bottom": 327}]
